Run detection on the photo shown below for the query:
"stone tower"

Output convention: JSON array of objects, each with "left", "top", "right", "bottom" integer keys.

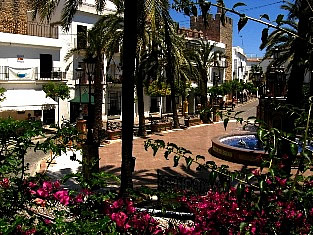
[
  {"left": 190, "top": 12, "right": 233, "bottom": 82},
  {"left": 0, "top": 0, "right": 29, "bottom": 34}
]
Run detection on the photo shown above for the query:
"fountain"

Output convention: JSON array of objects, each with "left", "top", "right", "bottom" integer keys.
[
  {"left": 211, "top": 134, "right": 266, "bottom": 166},
  {"left": 211, "top": 134, "right": 313, "bottom": 166}
]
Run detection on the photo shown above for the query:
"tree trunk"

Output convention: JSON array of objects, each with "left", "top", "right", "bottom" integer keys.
[
  {"left": 137, "top": 71, "right": 146, "bottom": 136},
  {"left": 120, "top": 0, "right": 137, "bottom": 196},
  {"left": 200, "top": 68, "right": 208, "bottom": 109},
  {"left": 286, "top": 1, "right": 308, "bottom": 107},
  {"left": 93, "top": 53, "right": 104, "bottom": 144},
  {"left": 164, "top": 20, "right": 179, "bottom": 129}
]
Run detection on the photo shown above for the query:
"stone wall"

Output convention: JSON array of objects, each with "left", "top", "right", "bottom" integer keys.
[
  {"left": 0, "top": 0, "right": 28, "bottom": 34},
  {"left": 190, "top": 14, "right": 233, "bottom": 82}
]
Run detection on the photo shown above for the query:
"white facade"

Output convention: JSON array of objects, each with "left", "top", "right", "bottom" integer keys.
[
  {"left": 0, "top": 1, "right": 117, "bottom": 125},
  {"left": 232, "top": 46, "right": 248, "bottom": 82}
]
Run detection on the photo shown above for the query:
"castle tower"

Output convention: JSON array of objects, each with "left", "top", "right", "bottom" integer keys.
[
  {"left": 190, "top": 12, "right": 233, "bottom": 82},
  {"left": 0, "top": 0, "right": 28, "bottom": 34}
]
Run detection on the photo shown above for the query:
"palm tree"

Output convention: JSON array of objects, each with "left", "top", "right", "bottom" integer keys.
[
  {"left": 31, "top": 0, "right": 138, "bottom": 194},
  {"left": 189, "top": 39, "right": 224, "bottom": 122},
  {"left": 260, "top": 0, "right": 313, "bottom": 107}
]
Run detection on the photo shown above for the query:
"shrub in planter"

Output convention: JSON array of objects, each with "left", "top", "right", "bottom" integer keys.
[{"left": 200, "top": 107, "right": 213, "bottom": 123}]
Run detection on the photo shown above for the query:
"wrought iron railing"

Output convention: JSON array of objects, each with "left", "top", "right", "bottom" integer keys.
[{"left": 0, "top": 66, "right": 66, "bottom": 81}]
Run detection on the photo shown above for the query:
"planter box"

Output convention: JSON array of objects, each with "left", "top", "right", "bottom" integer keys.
[
  {"left": 150, "top": 122, "right": 172, "bottom": 132},
  {"left": 184, "top": 118, "right": 201, "bottom": 127},
  {"left": 107, "top": 129, "right": 121, "bottom": 140}
]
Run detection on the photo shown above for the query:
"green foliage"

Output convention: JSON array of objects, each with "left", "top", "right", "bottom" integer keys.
[
  {"left": 43, "top": 82, "right": 70, "bottom": 100},
  {"left": 145, "top": 80, "right": 170, "bottom": 96},
  {"left": 0, "top": 87, "right": 6, "bottom": 102}
]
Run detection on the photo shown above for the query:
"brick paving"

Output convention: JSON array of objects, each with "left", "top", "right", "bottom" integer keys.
[
  {"left": 99, "top": 98, "right": 259, "bottom": 188},
  {"left": 99, "top": 121, "right": 253, "bottom": 188}
]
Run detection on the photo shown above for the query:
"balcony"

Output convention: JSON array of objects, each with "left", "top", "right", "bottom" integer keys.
[
  {"left": 27, "top": 21, "right": 58, "bottom": 39},
  {"left": 0, "top": 21, "right": 58, "bottom": 39},
  {"left": 212, "top": 60, "right": 228, "bottom": 68},
  {"left": 106, "top": 74, "right": 122, "bottom": 84},
  {"left": 0, "top": 66, "right": 66, "bottom": 82}
]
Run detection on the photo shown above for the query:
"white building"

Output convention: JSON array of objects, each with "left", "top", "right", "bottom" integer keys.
[{"left": 232, "top": 46, "right": 248, "bottom": 82}]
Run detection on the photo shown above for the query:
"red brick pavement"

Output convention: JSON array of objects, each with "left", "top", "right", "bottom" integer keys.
[{"left": 99, "top": 121, "right": 252, "bottom": 188}]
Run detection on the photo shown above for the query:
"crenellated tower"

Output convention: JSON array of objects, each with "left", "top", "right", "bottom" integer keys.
[{"left": 190, "top": 11, "right": 233, "bottom": 81}]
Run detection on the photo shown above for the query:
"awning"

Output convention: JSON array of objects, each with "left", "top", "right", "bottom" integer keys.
[
  {"left": 0, "top": 90, "right": 57, "bottom": 111},
  {"left": 70, "top": 93, "right": 94, "bottom": 104}
]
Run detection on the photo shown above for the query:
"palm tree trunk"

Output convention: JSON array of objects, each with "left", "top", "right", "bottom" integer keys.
[
  {"left": 286, "top": 3, "right": 308, "bottom": 108},
  {"left": 137, "top": 71, "right": 146, "bottom": 136},
  {"left": 164, "top": 19, "right": 179, "bottom": 129},
  {"left": 120, "top": 0, "right": 137, "bottom": 196},
  {"left": 93, "top": 52, "right": 104, "bottom": 144}
]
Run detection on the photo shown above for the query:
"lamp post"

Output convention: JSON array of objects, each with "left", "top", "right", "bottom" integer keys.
[
  {"left": 84, "top": 57, "right": 96, "bottom": 143},
  {"left": 82, "top": 56, "right": 98, "bottom": 181},
  {"left": 75, "top": 65, "right": 83, "bottom": 120},
  {"left": 253, "top": 71, "right": 261, "bottom": 98}
]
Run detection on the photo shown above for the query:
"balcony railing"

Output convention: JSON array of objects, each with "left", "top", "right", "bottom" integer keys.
[
  {"left": 106, "top": 74, "right": 122, "bottom": 84},
  {"left": 0, "top": 66, "right": 66, "bottom": 81},
  {"left": 0, "top": 21, "right": 58, "bottom": 39},
  {"left": 212, "top": 60, "right": 228, "bottom": 68},
  {"left": 27, "top": 21, "right": 58, "bottom": 39}
]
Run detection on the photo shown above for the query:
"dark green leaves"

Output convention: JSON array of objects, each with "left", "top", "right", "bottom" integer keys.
[
  {"left": 173, "top": 155, "right": 180, "bottom": 167},
  {"left": 238, "top": 16, "right": 248, "bottom": 32},
  {"left": 183, "top": 7, "right": 190, "bottom": 16},
  {"left": 289, "top": 142, "right": 298, "bottom": 156},
  {"left": 185, "top": 157, "right": 193, "bottom": 169},
  {"left": 260, "top": 14, "right": 270, "bottom": 21},
  {"left": 191, "top": 5, "right": 197, "bottom": 17},
  {"left": 223, "top": 118, "right": 229, "bottom": 130},
  {"left": 261, "top": 28, "right": 269, "bottom": 45},
  {"left": 275, "top": 14, "right": 284, "bottom": 25},
  {"left": 232, "top": 2, "right": 246, "bottom": 10}
]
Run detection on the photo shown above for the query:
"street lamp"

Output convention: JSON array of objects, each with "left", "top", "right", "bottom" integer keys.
[
  {"left": 82, "top": 56, "right": 98, "bottom": 182},
  {"left": 84, "top": 56, "right": 96, "bottom": 143},
  {"left": 75, "top": 65, "right": 83, "bottom": 120}
]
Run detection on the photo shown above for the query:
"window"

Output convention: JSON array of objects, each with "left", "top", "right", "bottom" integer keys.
[
  {"left": 77, "top": 25, "right": 87, "bottom": 49},
  {"left": 108, "top": 92, "right": 121, "bottom": 116}
]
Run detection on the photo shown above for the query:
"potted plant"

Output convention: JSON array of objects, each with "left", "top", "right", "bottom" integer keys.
[{"left": 200, "top": 107, "right": 213, "bottom": 124}]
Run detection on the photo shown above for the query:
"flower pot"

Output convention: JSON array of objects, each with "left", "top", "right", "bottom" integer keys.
[{"left": 107, "top": 129, "right": 121, "bottom": 140}]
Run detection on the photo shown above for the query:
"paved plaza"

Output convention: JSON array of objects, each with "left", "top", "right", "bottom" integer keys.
[{"left": 42, "top": 98, "right": 259, "bottom": 188}]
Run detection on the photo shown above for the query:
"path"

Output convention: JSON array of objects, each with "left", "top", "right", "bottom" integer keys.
[{"left": 40, "top": 98, "right": 259, "bottom": 188}]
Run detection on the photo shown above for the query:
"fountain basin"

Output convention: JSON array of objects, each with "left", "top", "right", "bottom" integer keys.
[{"left": 211, "top": 133, "right": 266, "bottom": 166}]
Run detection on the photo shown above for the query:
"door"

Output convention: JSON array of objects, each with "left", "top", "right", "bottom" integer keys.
[{"left": 40, "top": 54, "right": 52, "bottom": 79}]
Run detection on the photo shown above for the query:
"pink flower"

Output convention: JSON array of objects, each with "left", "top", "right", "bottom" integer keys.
[
  {"left": 251, "top": 169, "right": 260, "bottom": 176},
  {"left": 43, "top": 181, "right": 53, "bottom": 192},
  {"left": 275, "top": 177, "right": 287, "bottom": 187},
  {"left": 126, "top": 200, "right": 136, "bottom": 214},
  {"left": 44, "top": 219, "right": 52, "bottom": 224},
  {"left": 112, "top": 199, "right": 124, "bottom": 209},
  {"left": 37, "top": 188, "right": 49, "bottom": 198},
  {"left": 53, "top": 180, "right": 61, "bottom": 189},
  {"left": 0, "top": 178, "right": 10, "bottom": 188},
  {"left": 24, "top": 228, "right": 36, "bottom": 235},
  {"left": 178, "top": 224, "right": 196, "bottom": 235},
  {"left": 28, "top": 182, "right": 37, "bottom": 188},
  {"left": 265, "top": 178, "right": 272, "bottom": 185},
  {"left": 29, "top": 189, "right": 36, "bottom": 195},
  {"left": 111, "top": 211, "right": 128, "bottom": 227},
  {"left": 74, "top": 193, "right": 84, "bottom": 203},
  {"left": 54, "top": 190, "right": 70, "bottom": 205},
  {"left": 81, "top": 188, "right": 92, "bottom": 195},
  {"left": 282, "top": 154, "right": 289, "bottom": 160}
]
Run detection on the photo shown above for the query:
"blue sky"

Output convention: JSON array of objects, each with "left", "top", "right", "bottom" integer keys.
[{"left": 170, "top": 0, "right": 287, "bottom": 57}]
